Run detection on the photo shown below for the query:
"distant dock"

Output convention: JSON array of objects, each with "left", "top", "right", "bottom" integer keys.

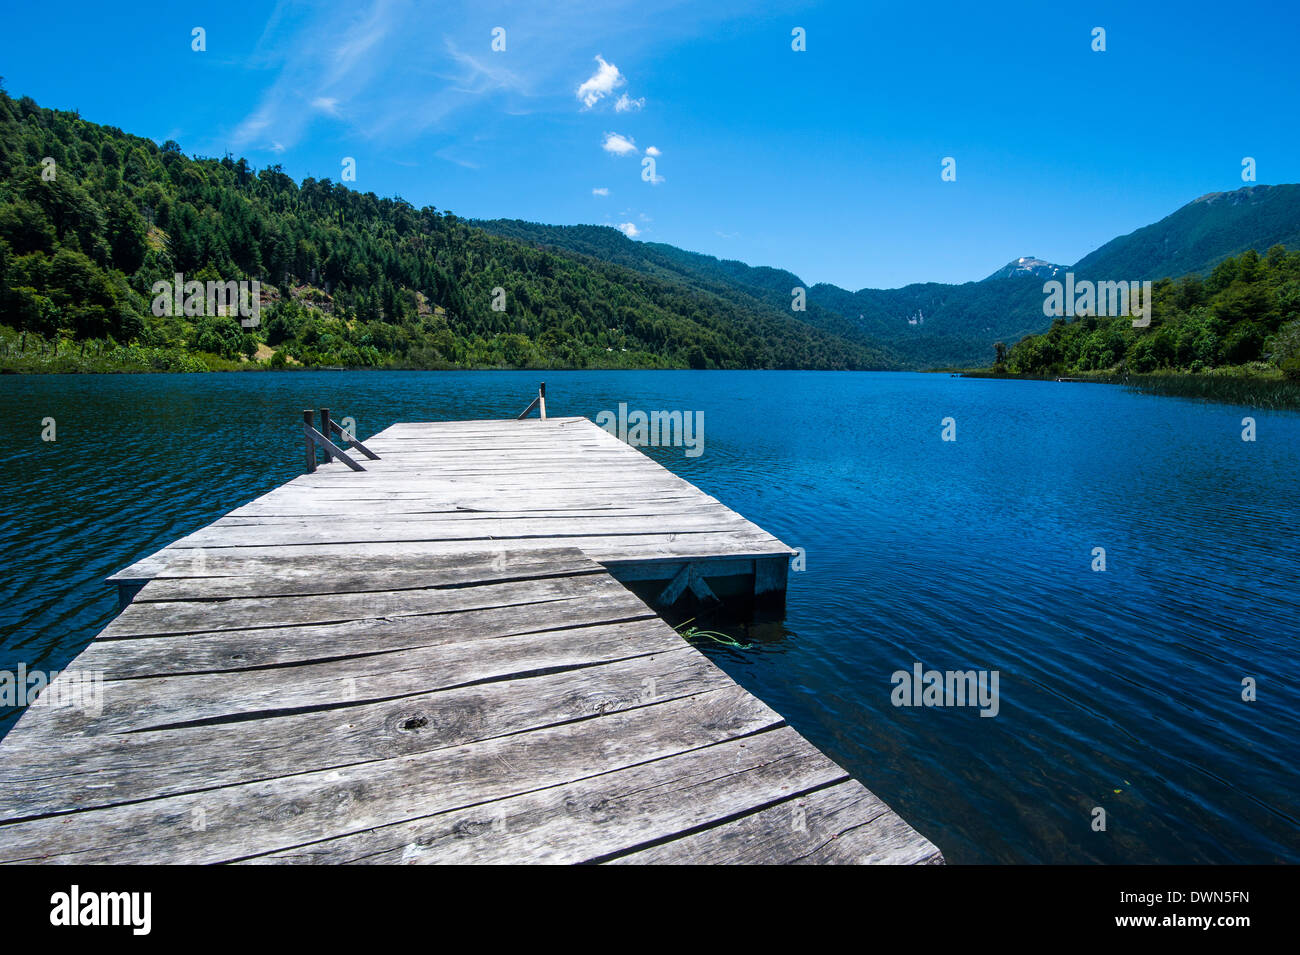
[{"left": 0, "top": 395, "right": 941, "bottom": 864}]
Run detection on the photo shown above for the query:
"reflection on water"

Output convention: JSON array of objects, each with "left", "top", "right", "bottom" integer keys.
[{"left": 0, "top": 369, "right": 1296, "bottom": 863}]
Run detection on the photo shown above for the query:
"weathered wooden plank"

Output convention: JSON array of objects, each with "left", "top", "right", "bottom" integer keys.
[
  {"left": 175, "top": 513, "right": 764, "bottom": 547},
  {"left": 606, "top": 779, "right": 944, "bottom": 865},
  {"left": 116, "top": 545, "right": 595, "bottom": 583},
  {"left": 19, "top": 615, "right": 678, "bottom": 738},
  {"left": 0, "top": 648, "right": 729, "bottom": 819},
  {"left": 0, "top": 684, "right": 781, "bottom": 864},
  {"left": 133, "top": 555, "right": 608, "bottom": 601},
  {"left": 73, "top": 591, "right": 657, "bottom": 680},
  {"left": 101, "top": 572, "right": 635, "bottom": 638},
  {"left": 113, "top": 535, "right": 794, "bottom": 584},
  {"left": 244, "top": 726, "right": 845, "bottom": 864},
  {"left": 224, "top": 493, "right": 711, "bottom": 515},
  {"left": 219, "top": 503, "right": 737, "bottom": 525}
]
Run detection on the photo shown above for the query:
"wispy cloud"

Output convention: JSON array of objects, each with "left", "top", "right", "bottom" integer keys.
[
  {"left": 442, "top": 39, "right": 527, "bottom": 97},
  {"left": 592, "top": 187, "right": 610, "bottom": 196},
  {"left": 230, "top": 0, "right": 406, "bottom": 152},
  {"left": 361, "top": 36, "right": 533, "bottom": 143},
  {"left": 576, "top": 54, "right": 624, "bottom": 109},
  {"left": 644, "top": 145, "right": 661, "bottom": 156},
  {"left": 209, "top": 0, "right": 736, "bottom": 195},
  {"left": 435, "top": 147, "right": 480, "bottom": 169},
  {"left": 226, "top": 0, "right": 538, "bottom": 153}
]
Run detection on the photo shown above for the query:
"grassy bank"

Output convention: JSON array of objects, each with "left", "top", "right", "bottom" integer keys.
[
  {"left": 1, "top": 331, "right": 226, "bottom": 373},
  {"left": 948, "top": 366, "right": 1300, "bottom": 410},
  {"left": 1119, "top": 370, "right": 1300, "bottom": 409},
  {"left": 0, "top": 328, "right": 688, "bottom": 374}
]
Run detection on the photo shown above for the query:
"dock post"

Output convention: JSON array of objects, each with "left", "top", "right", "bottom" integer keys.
[
  {"left": 539, "top": 382, "right": 546, "bottom": 421},
  {"left": 753, "top": 556, "right": 789, "bottom": 621},
  {"left": 320, "top": 408, "right": 333, "bottom": 463},
  {"left": 303, "top": 409, "right": 316, "bottom": 473}
]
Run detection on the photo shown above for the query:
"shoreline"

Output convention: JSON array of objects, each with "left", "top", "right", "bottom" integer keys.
[
  {"left": 0, "top": 335, "right": 888, "bottom": 376},
  {"left": 7, "top": 347, "right": 1299, "bottom": 412},
  {"left": 941, "top": 367, "right": 1300, "bottom": 410}
]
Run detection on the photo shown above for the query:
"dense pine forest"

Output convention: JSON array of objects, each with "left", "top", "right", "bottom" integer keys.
[
  {"left": 999, "top": 246, "right": 1300, "bottom": 382},
  {"left": 0, "top": 86, "right": 891, "bottom": 373}
]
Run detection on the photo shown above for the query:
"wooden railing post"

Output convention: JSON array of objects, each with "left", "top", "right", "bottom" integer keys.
[
  {"left": 539, "top": 382, "right": 546, "bottom": 421},
  {"left": 303, "top": 409, "right": 316, "bottom": 473},
  {"left": 320, "top": 408, "right": 332, "bottom": 463},
  {"left": 327, "top": 417, "right": 380, "bottom": 460},
  {"left": 300, "top": 408, "right": 378, "bottom": 472}
]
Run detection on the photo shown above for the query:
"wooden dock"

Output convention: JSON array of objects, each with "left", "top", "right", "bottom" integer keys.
[{"left": 0, "top": 411, "right": 942, "bottom": 864}]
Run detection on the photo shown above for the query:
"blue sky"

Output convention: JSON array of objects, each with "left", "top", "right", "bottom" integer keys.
[{"left": 2, "top": 0, "right": 1297, "bottom": 289}]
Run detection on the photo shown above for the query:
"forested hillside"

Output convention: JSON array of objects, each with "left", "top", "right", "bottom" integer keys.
[
  {"left": 0, "top": 86, "right": 891, "bottom": 372},
  {"left": 813, "top": 186, "right": 1300, "bottom": 369},
  {"left": 484, "top": 190, "right": 1300, "bottom": 371},
  {"left": 477, "top": 219, "right": 883, "bottom": 351},
  {"left": 7, "top": 81, "right": 1294, "bottom": 376},
  {"left": 1002, "top": 245, "right": 1300, "bottom": 380},
  {"left": 480, "top": 217, "right": 1039, "bottom": 369},
  {"left": 1072, "top": 185, "right": 1300, "bottom": 281},
  {"left": 808, "top": 277, "right": 1055, "bottom": 370}
]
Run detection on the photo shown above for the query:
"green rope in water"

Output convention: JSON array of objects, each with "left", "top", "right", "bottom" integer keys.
[{"left": 677, "top": 625, "right": 752, "bottom": 649}]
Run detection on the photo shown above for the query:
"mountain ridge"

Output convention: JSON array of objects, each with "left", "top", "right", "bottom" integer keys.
[
  {"left": 0, "top": 88, "right": 891, "bottom": 371},
  {"left": 484, "top": 184, "right": 1300, "bottom": 369},
  {"left": 4, "top": 84, "right": 1297, "bottom": 373},
  {"left": 983, "top": 257, "right": 1066, "bottom": 282}
]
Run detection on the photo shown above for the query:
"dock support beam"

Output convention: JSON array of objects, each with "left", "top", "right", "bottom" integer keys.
[
  {"left": 517, "top": 382, "right": 548, "bottom": 420},
  {"left": 657, "top": 562, "right": 719, "bottom": 609},
  {"left": 753, "top": 555, "right": 789, "bottom": 620},
  {"left": 303, "top": 409, "right": 316, "bottom": 473},
  {"left": 116, "top": 579, "right": 147, "bottom": 611},
  {"left": 320, "top": 408, "right": 332, "bottom": 463}
]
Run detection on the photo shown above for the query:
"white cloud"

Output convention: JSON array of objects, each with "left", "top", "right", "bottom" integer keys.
[
  {"left": 602, "top": 132, "right": 638, "bottom": 156},
  {"left": 217, "top": 2, "right": 740, "bottom": 161},
  {"left": 442, "top": 39, "right": 525, "bottom": 97},
  {"left": 230, "top": 0, "right": 400, "bottom": 151},
  {"left": 615, "top": 93, "right": 644, "bottom": 112},
  {"left": 269, "top": 142, "right": 286, "bottom": 154},
  {"left": 227, "top": 2, "right": 535, "bottom": 154},
  {"left": 592, "top": 187, "right": 610, "bottom": 196},
  {"left": 616, "top": 222, "right": 640, "bottom": 238},
  {"left": 576, "top": 54, "right": 624, "bottom": 109},
  {"left": 644, "top": 145, "right": 660, "bottom": 156},
  {"left": 435, "top": 147, "right": 479, "bottom": 169}
]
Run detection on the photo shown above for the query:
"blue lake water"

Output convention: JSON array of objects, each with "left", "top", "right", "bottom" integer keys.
[{"left": 0, "top": 370, "right": 1296, "bottom": 863}]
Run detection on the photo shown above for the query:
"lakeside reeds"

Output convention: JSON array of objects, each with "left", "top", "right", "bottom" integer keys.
[{"left": 953, "top": 367, "right": 1300, "bottom": 411}]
